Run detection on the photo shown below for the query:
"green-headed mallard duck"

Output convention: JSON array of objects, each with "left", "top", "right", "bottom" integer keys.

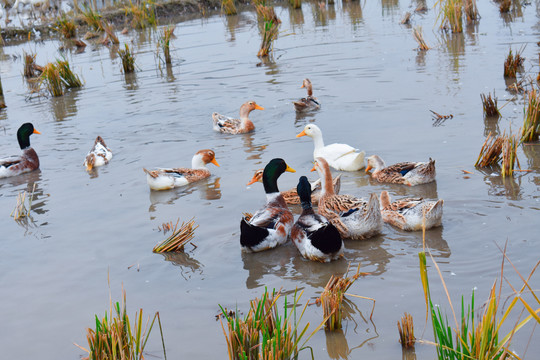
[
  {"left": 240, "top": 158, "right": 296, "bottom": 252},
  {"left": 212, "top": 101, "right": 264, "bottom": 134},
  {"left": 293, "top": 78, "right": 320, "bottom": 112},
  {"left": 290, "top": 176, "right": 344, "bottom": 262},
  {"left": 312, "top": 157, "right": 382, "bottom": 240},
  {"left": 366, "top": 155, "right": 436, "bottom": 186},
  {"left": 380, "top": 191, "right": 443, "bottom": 231},
  {"left": 0, "top": 123, "right": 40, "bottom": 178},
  {"left": 296, "top": 124, "right": 365, "bottom": 171},
  {"left": 84, "top": 136, "right": 112, "bottom": 171},
  {"left": 143, "top": 149, "right": 219, "bottom": 191},
  {"left": 246, "top": 168, "right": 341, "bottom": 205}
]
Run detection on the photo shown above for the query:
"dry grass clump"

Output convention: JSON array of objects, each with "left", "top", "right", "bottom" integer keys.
[
  {"left": 101, "top": 20, "right": 119, "bottom": 45},
  {"left": 80, "top": 4, "right": 103, "bottom": 32},
  {"left": 413, "top": 26, "right": 429, "bottom": 51},
  {"left": 401, "top": 12, "right": 412, "bottom": 25},
  {"left": 256, "top": 4, "right": 280, "bottom": 23},
  {"left": 503, "top": 48, "right": 524, "bottom": 78},
  {"left": 124, "top": 0, "right": 157, "bottom": 29},
  {"left": 521, "top": 88, "right": 540, "bottom": 142},
  {"left": 24, "top": 52, "right": 43, "bottom": 78},
  {"left": 158, "top": 25, "right": 175, "bottom": 65},
  {"left": 118, "top": 44, "right": 136, "bottom": 73},
  {"left": 76, "top": 289, "right": 166, "bottom": 360},
  {"left": 464, "top": 0, "right": 479, "bottom": 22},
  {"left": 397, "top": 312, "right": 415, "bottom": 348},
  {"left": 56, "top": 59, "right": 83, "bottom": 88},
  {"left": 499, "top": 0, "right": 511, "bottom": 13},
  {"left": 501, "top": 132, "right": 519, "bottom": 177},
  {"left": 10, "top": 185, "right": 36, "bottom": 220},
  {"left": 318, "top": 264, "right": 374, "bottom": 331},
  {"left": 54, "top": 14, "right": 77, "bottom": 39},
  {"left": 153, "top": 218, "right": 198, "bottom": 252},
  {"left": 39, "top": 63, "right": 64, "bottom": 97},
  {"left": 475, "top": 132, "right": 503, "bottom": 167},
  {"left": 256, "top": 8, "right": 280, "bottom": 58},
  {"left": 480, "top": 92, "right": 500, "bottom": 117},
  {"left": 221, "top": 0, "right": 237, "bottom": 15},
  {"left": 435, "top": 0, "right": 463, "bottom": 33},
  {"left": 219, "top": 288, "right": 319, "bottom": 360}
]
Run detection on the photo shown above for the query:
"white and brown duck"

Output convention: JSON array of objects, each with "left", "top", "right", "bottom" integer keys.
[
  {"left": 212, "top": 100, "right": 264, "bottom": 134},
  {"left": 293, "top": 78, "right": 320, "bottom": 112}
]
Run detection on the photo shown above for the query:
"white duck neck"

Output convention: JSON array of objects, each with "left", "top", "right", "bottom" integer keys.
[
  {"left": 311, "top": 131, "right": 325, "bottom": 151},
  {"left": 191, "top": 154, "right": 208, "bottom": 170}
]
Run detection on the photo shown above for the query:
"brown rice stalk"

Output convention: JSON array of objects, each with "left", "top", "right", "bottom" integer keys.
[
  {"left": 153, "top": 218, "right": 198, "bottom": 252},
  {"left": 401, "top": 12, "right": 411, "bottom": 25},
  {"left": 413, "top": 26, "right": 429, "bottom": 51},
  {"left": 480, "top": 92, "right": 500, "bottom": 117},
  {"left": 256, "top": 4, "right": 280, "bottom": 23},
  {"left": 499, "top": 0, "right": 511, "bottom": 13},
  {"left": 257, "top": 19, "right": 279, "bottom": 57},
  {"left": 521, "top": 88, "right": 540, "bottom": 142},
  {"left": 503, "top": 48, "right": 524, "bottom": 78},
  {"left": 80, "top": 4, "right": 103, "bottom": 32},
  {"left": 24, "top": 52, "right": 43, "bottom": 78},
  {"left": 56, "top": 59, "right": 83, "bottom": 88},
  {"left": 501, "top": 131, "right": 520, "bottom": 177},
  {"left": 475, "top": 132, "right": 503, "bottom": 167},
  {"left": 158, "top": 25, "right": 175, "bottom": 65},
  {"left": 397, "top": 312, "right": 415, "bottom": 348},
  {"left": 118, "top": 44, "right": 136, "bottom": 73},
  {"left": 435, "top": 0, "right": 463, "bottom": 33},
  {"left": 463, "top": 0, "right": 479, "bottom": 22},
  {"left": 101, "top": 20, "right": 119, "bottom": 45},
  {"left": 54, "top": 14, "right": 77, "bottom": 39},
  {"left": 39, "top": 63, "right": 64, "bottom": 97},
  {"left": 319, "top": 264, "right": 374, "bottom": 331},
  {"left": 221, "top": 0, "right": 237, "bottom": 15}
]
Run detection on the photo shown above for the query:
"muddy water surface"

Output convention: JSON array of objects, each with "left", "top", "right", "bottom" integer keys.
[{"left": 1, "top": 1, "right": 539, "bottom": 359}]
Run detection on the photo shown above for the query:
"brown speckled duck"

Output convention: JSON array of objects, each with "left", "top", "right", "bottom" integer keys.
[
  {"left": 0, "top": 123, "right": 40, "bottom": 178},
  {"left": 293, "top": 78, "right": 320, "bottom": 112},
  {"left": 212, "top": 101, "right": 264, "bottom": 134},
  {"left": 312, "top": 157, "right": 382, "bottom": 240},
  {"left": 246, "top": 168, "right": 341, "bottom": 205},
  {"left": 366, "top": 155, "right": 436, "bottom": 186},
  {"left": 380, "top": 191, "right": 443, "bottom": 231}
]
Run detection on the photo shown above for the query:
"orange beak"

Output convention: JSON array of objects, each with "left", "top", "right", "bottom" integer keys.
[
  {"left": 211, "top": 158, "right": 220, "bottom": 167},
  {"left": 33, "top": 129, "right": 41, "bottom": 134},
  {"left": 254, "top": 104, "right": 264, "bottom": 110},
  {"left": 365, "top": 165, "right": 372, "bottom": 173},
  {"left": 296, "top": 130, "right": 307, "bottom": 138},
  {"left": 310, "top": 165, "right": 317, "bottom": 172},
  {"left": 246, "top": 176, "right": 259, "bottom": 186},
  {"left": 301, "top": 84, "right": 305, "bottom": 88}
]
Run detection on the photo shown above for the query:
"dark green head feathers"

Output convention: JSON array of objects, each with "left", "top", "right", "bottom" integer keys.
[
  {"left": 17, "top": 123, "right": 40, "bottom": 150},
  {"left": 262, "top": 158, "right": 296, "bottom": 193},
  {"left": 296, "top": 176, "right": 313, "bottom": 210}
]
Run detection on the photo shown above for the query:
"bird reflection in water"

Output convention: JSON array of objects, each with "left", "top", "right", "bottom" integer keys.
[
  {"left": 148, "top": 177, "right": 222, "bottom": 214},
  {"left": 478, "top": 167, "right": 523, "bottom": 201},
  {"left": 2, "top": 171, "right": 48, "bottom": 229},
  {"left": 242, "top": 133, "right": 267, "bottom": 161}
]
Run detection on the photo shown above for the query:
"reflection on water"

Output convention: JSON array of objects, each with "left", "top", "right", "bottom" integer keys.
[
  {"left": 479, "top": 167, "right": 523, "bottom": 200},
  {"left": 344, "top": 237, "right": 391, "bottom": 276},
  {"left": 288, "top": 8, "right": 305, "bottom": 30},
  {"left": 50, "top": 89, "right": 79, "bottom": 122},
  {"left": 123, "top": 72, "right": 139, "bottom": 91},
  {"left": 242, "top": 133, "right": 267, "bottom": 160},
  {"left": 367, "top": 179, "right": 439, "bottom": 200},
  {"left": 108, "top": 44, "right": 120, "bottom": 61},
  {"left": 148, "top": 177, "right": 222, "bottom": 214},
  {"left": 325, "top": 329, "right": 349, "bottom": 359},
  {"left": 242, "top": 245, "right": 298, "bottom": 289},
  {"left": 522, "top": 143, "right": 540, "bottom": 169},
  {"left": 294, "top": 112, "right": 316, "bottom": 125},
  {"left": 483, "top": 115, "right": 500, "bottom": 137},
  {"left": 402, "top": 347, "right": 417, "bottom": 360},
  {"left": 440, "top": 32, "right": 465, "bottom": 78},
  {"left": 160, "top": 251, "right": 204, "bottom": 280},
  {"left": 224, "top": 14, "right": 240, "bottom": 42},
  {"left": 343, "top": 1, "right": 363, "bottom": 28}
]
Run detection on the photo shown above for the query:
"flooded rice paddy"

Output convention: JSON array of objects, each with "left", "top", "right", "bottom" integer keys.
[{"left": 1, "top": 1, "right": 539, "bottom": 359}]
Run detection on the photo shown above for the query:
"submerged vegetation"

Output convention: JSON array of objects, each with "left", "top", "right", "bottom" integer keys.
[
  {"left": 124, "top": 0, "right": 158, "bottom": 29},
  {"left": 397, "top": 312, "right": 415, "bottom": 349},
  {"left": 158, "top": 25, "right": 176, "bottom": 65},
  {"left": 10, "top": 185, "right": 36, "bottom": 220},
  {"left": 521, "top": 88, "right": 540, "bottom": 142},
  {"left": 503, "top": 48, "right": 524, "bottom": 78},
  {"left": 481, "top": 92, "right": 500, "bottom": 117},
  {"left": 413, "top": 26, "right": 429, "bottom": 51},
  {"left": 118, "top": 44, "right": 136, "bottom": 73},
  {"left": 37, "top": 59, "right": 83, "bottom": 97}
]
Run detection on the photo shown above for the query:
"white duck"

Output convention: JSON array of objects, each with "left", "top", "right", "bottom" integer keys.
[
  {"left": 296, "top": 124, "right": 365, "bottom": 171},
  {"left": 84, "top": 136, "right": 112, "bottom": 171}
]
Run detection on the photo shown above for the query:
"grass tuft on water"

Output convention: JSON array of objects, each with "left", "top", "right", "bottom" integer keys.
[
  {"left": 124, "top": 0, "right": 157, "bottom": 29},
  {"left": 503, "top": 47, "right": 524, "bottom": 78},
  {"left": 480, "top": 92, "right": 500, "bottom": 117},
  {"left": 475, "top": 132, "right": 503, "bottom": 167},
  {"left": 10, "top": 185, "right": 36, "bottom": 220},
  {"left": 54, "top": 14, "right": 77, "bottom": 39},
  {"left": 153, "top": 218, "right": 198, "bottom": 252},
  {"left": 413, "top": 26, "right": 429, "bottom": 51},
  {"left": 158, "top": 25, "right": 175, "bottom": 65},
  {"left": 319, "top": 264, "right": 374, "bottom": 331},
  {"left": 501, "top": 131, "right": 520, "bottom": 178},
  {"left": 221, "top": 0, "right": 237, "bottom": 15},
  {"left": 76, "top": 288, "right": 166, "bottom": 360},
  {"left": 80, "top": 4, "right": 103, "bottom": 32},
  {"left": 39, "top": 63, "right": 64, "bottom": 97},
  {"left": 219, "top": 288, "right": 322, "bottom": 360},
  {"left": 101, "top": 20, "right": 119, "bottom": 45},
  {"left": 257, "top": 12, "right": 280, "bottom": 58},
  {"left": 24, "top": 51, "right": 42, "bottom": 78},
  {"left": 521, "top": 88, "right": 540, "bottom": 142},
  {"left": 118, "top": 44, "right": 136, "bottom": 73},
  {"left": 56, "top": 59, "right": 83, "bottom": 88},
  {"left": 435, "top": 0, "right": 463, "bottom": 33},
  {"left": 397, "top": 312, "right": 415, "bottom": 348}
]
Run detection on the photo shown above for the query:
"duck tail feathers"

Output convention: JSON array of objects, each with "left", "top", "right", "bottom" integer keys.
[{"left": 240, "top": 217, "right": 270, "bottom": 250}]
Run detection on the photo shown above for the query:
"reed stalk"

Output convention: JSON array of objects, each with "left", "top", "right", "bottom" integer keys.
[
  {"left": 521, "top": 88, "right": 540, "bottom": 142},
  {"left": 158, "top": 25, "right": 175, "bottom": 65},
  {"left": 118, "top": 44, "right": 136, "bottom": 73},
  {"left": 397, "top": 312, "right": 415, "bottom": 348},
  {"left": 221, "top": 0, "right": 237, "bottom": 15},
  {"left": 56, "top": 59, "right": 83, "bottom": 88},
  {"left": 289, "top": 0, "right": 301, "bottom": 10},
  {"left": 435, "top": 0, "right": 463, "bottom": 33},
  {"left": 463, "top": 0, "right": 478, "bottom": 22},
  {"left": 39, "top": 63, "right": 64, "bottom": 97},
  {"left": 413, "top": 26, "right": 429, "bottom": 51},
  {"left": 101, "top": 20, "right": 119, "bottom": 45},
  {"left": 54, "top": 14, "right": 77, "bottom": 39},
  {"left": 480, "top": 92, "right": 500, "bottom": 117},
  {"left": 475, "top": 132, "right": 503, "bottom": 167},
  {"left": 501, "top": 131, "right": 519, "bottom": 177},
  {"left": 77, "top": 289, "right": 166, "bottom": 360},
  {"left": 153, "top": 218, "right": 197, "bottom": 252},
  {"left": 257, "top": 19, "right": 279, "bottom": 57},
  {"left": 503, "top": 48, "right": 524, "bottom": 78}
]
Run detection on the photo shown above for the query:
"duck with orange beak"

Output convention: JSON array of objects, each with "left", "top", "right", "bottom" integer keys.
[
  {"left": 212, "top": 100, "right": 264, "bottom": 134},
  {"left": 84, "top": 136, "right": 113, "bottom": 172},
  {"left": 0, "top": 123, "right": 41, "bottom": 178},
  {"left": 365, "top": 155, "right": 436, "bottom": 186},
  {"left": 293, "top": 78, "right": 320, "bottom": 112},
  {"left": 143, "top": 149, "right": 220, "bottom": 191}
]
